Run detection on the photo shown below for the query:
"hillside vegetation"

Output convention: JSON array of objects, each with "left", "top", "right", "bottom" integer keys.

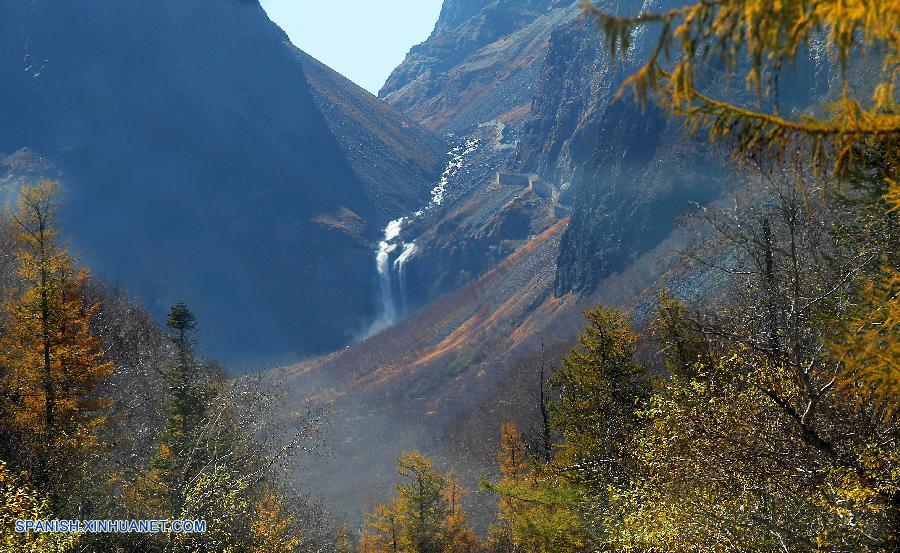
[{"left": 359, "top": 0, "right": 899, "bottom": 550}]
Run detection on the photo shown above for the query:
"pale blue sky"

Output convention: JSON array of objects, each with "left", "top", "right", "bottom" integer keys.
[{"left": 260, "top": 0, "right": 444, "bottom": 95}]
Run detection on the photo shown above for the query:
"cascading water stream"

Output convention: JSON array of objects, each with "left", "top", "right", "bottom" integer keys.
[
  {"left": 394, "top": 242, "right": 417, "bottom": 316},
  {"left": 367, "top": 218, "right": 403, "bottom": 336},
  {"left": 363, "top": 139, "right": 479, "bottom": 339},
  {"left": 375, "top": 246, "right": 395, "bottom": 323}
]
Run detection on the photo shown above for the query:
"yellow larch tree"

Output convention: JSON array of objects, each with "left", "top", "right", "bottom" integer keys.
[
  {"left": 484, "top": 423, "right": 528, "bottom": 553},
  {"left": 828, "top": 182, "right": 900, "bottom": 413},
  {"left": 364, "top": 451, "right": 480, "bottom": 552},
  {"left": 441, "top": 473, "right": 479, "bottom": 553},
  {"left": 582, "top": 0, "right": 899, "bottom": 179},
  {"left": 0, "top": 179, "right": 112, "bottom": 502},
  {"left": 364, "top": 499, "right": 405, "bottom": 553},
  {"left": 250, "top": 484, "right": 305, "bottom": 553}
]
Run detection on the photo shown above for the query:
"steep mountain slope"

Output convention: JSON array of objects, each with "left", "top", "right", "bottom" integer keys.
[
  {"left": 276, "top": 217, "right": 574, "bottom": 522},
  {"left": 276, "top": 202, "right": 724, "bottom": 525},
  {"left": 382, "top": 0, "right": 832, "bottom": 299},
  {"left": 381, "top": 0, "right": 572, "bottom": 132},
  {"left": 0, "top": 0, "right": 446, "bottom": 366},
  {"left": 378, "top": 0, "right": 718, "bottom": 310},
  {"left": 298, "top": 50, "right": 447, "bottom": 216},
  {"left": 281, "top": 0, "right": 842, "bottom": 524}
]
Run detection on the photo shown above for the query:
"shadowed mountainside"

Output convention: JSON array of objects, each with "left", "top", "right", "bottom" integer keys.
[{"left": 0, "top": 0, "right": 446, "bottom": 367}]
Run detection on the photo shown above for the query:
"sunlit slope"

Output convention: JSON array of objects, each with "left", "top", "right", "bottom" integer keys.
[{"left": 273, "top": 199, "right": 721, "bottom": 525}]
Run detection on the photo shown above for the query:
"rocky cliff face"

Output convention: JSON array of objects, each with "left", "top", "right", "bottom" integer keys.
[
  {"left": 0, "top": 0, "right": 446, "bottom": 366},
  {"left": 543, "top": 2, "right": 830, "bottom": 294},
  {"left": 381, "top": 0, "right": 833, "bottom": 299},
  {"left": 528, "top": 13, "right": 730, "bottom": 293},
  {"left": 380, "top": 0, "right": 573, "bottom": 131}
]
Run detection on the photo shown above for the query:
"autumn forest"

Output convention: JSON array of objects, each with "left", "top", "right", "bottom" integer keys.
[{"left": 1, "top": 1, "right": 898, "bottom": 552}]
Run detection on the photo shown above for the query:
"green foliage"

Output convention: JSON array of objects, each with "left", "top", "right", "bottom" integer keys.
[
  {"left": 167, "top": 301, "right": 197, "bottom": 336},
  {"left": 163, "top": 302, "right": 213, "bottom": 436},
  {"left": 396, "top": 451, "right": 450, "bottom": 551},
  {"left": 485, "top": 310, "right": 650, "bottom": 552},
  {"left": 652, "top": 289, "right": 712, "bottom": 379},
  {"left": 549, "top": 306, "right": 648, "bottom": 492},
  {"left": 486, "top": 474, "right": 589, "bottom": 553},
  {"left": 126, "top": 302, "right": 220, "bottom": 525}
]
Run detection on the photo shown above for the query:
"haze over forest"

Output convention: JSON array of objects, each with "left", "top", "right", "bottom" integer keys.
[{"left": 0, "top": 1, "right": 897, "bottom": 552}]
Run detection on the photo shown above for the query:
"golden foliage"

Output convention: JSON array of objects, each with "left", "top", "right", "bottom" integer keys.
[
  {"left": 365, "top": 499, "right": 404, "bottom": 552},
  {"left": 487, "top": 291, "right": 898, "bottom": 550},
  {"left": 497, "top": 423, "right": 528, "bottom": 481},
  {"left": 608, "top": 348, "right": 898, "bottom": 551},
  {"left": 830, "top": 267, "right": 900, "bottom": 413},
  {"left": 251, "top": 486, "right": 305, "bottom": 553},
  {"left": 364, "top": 451, "right": 479, "bottom": 552},
  {"left": 581, "top": 0, "right": 900, "bottom": 179},
  {"left": 0, "top": 180, "right": 112, "bottom": 493},
  {"left": 0, "top": 461, "right": 78, "bottom": 552},
  {"left": 442, "top": 476, "right": 479, "bottom": 553}
]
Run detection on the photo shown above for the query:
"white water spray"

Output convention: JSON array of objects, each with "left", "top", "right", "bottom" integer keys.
[
  {"left": 367, "top": 217, "right": 404, "bottom": 337},
  {"left": 394, "top": 242, "right": 417, "bottom": 316},
  {"left": 414, "top": 138, "right": 479, "bottom": 217}
]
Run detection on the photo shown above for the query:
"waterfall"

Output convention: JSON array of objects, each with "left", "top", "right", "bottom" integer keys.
[
  {"left": 365, "top": 217, "right": 404, "bottom": 337},
  {"left": 363, "top": 138, "right": 479, "bottom": 339},
  {"left": 394, "top": 242, "right": 417, "bottom": 316},
  {"left": 375, "top": 241, "right": 397, "bottom": 325}
]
